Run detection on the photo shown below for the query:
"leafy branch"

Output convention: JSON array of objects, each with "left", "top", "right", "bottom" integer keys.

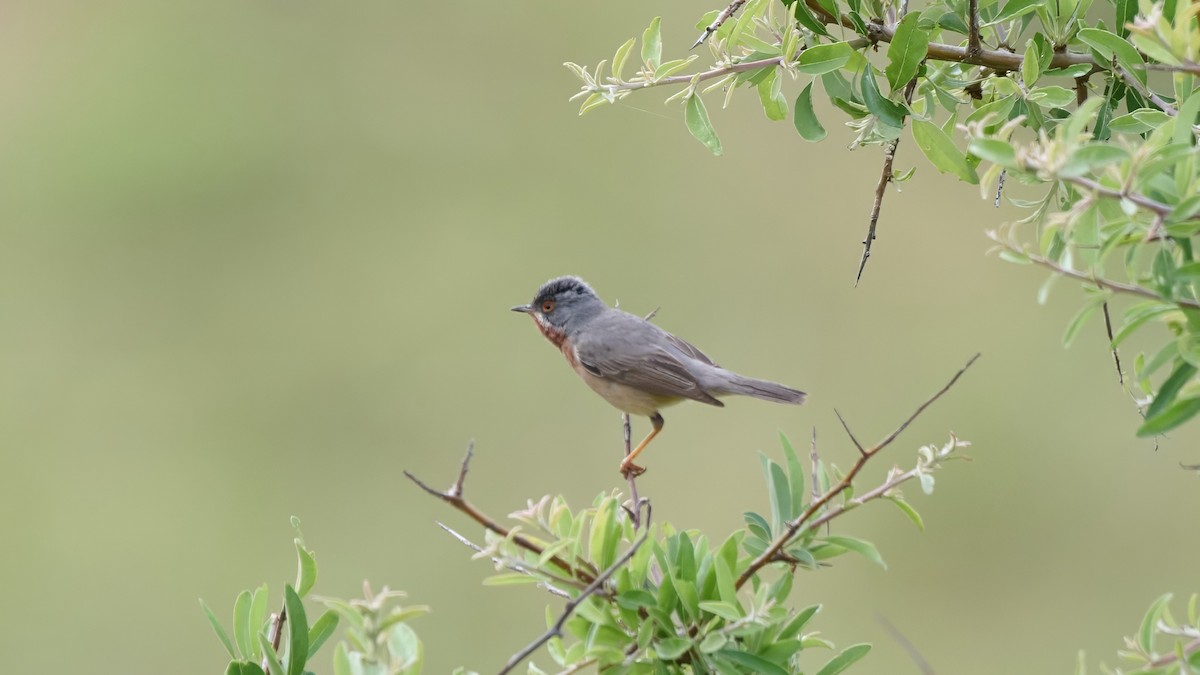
[{"left": 735, "top": 353, "right": 979, "bottom": 588}]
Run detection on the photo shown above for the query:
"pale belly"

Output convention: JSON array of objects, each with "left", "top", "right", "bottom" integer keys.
[{"left": 576, "top": 367, "right": 682, "bottom": 416}]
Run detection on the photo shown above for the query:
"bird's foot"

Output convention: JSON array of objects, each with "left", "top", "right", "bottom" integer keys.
[{"left": 619, "top": 461, "right": 646, "bottom": 478}]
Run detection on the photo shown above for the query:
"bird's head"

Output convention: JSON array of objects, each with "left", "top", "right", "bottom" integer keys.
[{"left": 512, "top": 276, "right": 605, "bottom": 342}]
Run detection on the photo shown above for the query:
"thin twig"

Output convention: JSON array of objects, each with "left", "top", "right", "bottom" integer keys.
[
  {"left": 834, "top": 409, "right": 866, "bottom": 456},
  {"left": 622, "top": 413, "right": 641, "bottom": 527},
  {"left": 855, "top": 76, "right": 918, "bottom": 286},
  {"left": 877, "top": 614, "right": 937, "bottom": 675},
  {"left": 735, "top": 354, "right": 980, "bottom": 589},
  {"left": 1101, "top": 301, "right": 1124, "bottom": 386},
  {"left": 1146, "top": 61, "right": 1200, "bottom": 75},
  {"left": 499, "top": 504, "right": 653, "bottom": 675},
  {"left": 809, "top": 427, "right": 820, "bottom": 504},
  {"left": 436, "top": 522, "right": 574, "bottom": 598},
  {"left": 404, "top": 443, "right": 598, "bottom": 584},
  {"left": 1145, "top": 636, "right": 1200, "bottom": 669},
  {"left": 262, "top": 603, "right": 287, "bottom": 675},
  {"left": 1117, "top": 66, "right": 1178, "bottom": 116},
  {"left": 994, "top": 169, "right": 1007, "bottom": 208},
  {"left": 967, "top": 0, "right": 982, "bottom": 58},
  {"left": 987, "top": 232, "right": 1200, "bottom": 310},
  {"left": 692, "top": 0, "right": 748, "bottom": 49}
]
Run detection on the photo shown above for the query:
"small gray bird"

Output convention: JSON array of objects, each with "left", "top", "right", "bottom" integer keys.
[{"left": 512, "top": 276, "right": 806, "bottom": 476}]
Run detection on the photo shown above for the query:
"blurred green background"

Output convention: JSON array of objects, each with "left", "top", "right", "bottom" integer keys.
[{"left": 1, "top": 1, "right": 1196, "bottom": 673}]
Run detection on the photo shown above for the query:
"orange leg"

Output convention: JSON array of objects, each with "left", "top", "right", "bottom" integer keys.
[{"left": 619, "top": 413, "right": 664, "bottom": 477}]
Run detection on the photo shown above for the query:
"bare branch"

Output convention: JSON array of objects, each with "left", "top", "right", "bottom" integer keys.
[
  {"left": 987, "top": 232, "right": 1200, "bottom": 310},
  {"left": 856, "top": 76, "right": 918, "bottom": 285},
  {"left": 1117, "top": 66, "right": 1178, "bottom": 116},
  {"left": 810, "top": 427, "right": 821, "bottom": 503},
  {"left": 499, "top": 504, "right": 653, "bottom": 675},
  {"left": 436, "top": 522, "right": 574, "bottom": 598},
  {"left": 833, "top": 409, "right": 866, "bottom": 456},
  {"left": 692, "top": 0, "right": 748, "bottom": 49},
  {"left": 1101, "top": 302, "right": 1124, "bottom": 386},
  {"left": 621, "top": 413, "right": 641, "bottom": 527},
  {"left": 877, "top": 614, "right": 937, "bottom": 675},
  {"left": 405, "top": 444, "right": 598, "bottom": 584},
  {"left": 735, "top": 354, "right": 980, "bottom": 589},
  {"left": 994, "top": 169, "right": 1007, "bottom": 208}
]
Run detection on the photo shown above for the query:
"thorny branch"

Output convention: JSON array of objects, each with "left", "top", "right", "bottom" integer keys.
[
  {"left": 692, "top": 0, "right": 748, "bottom": 49},
  {"left": 404, "top": 443, "right": 599, "bottom": 585},
  {"left": 435, "top": 522, "right": 574, "bottom": 598},
  {"left": 734, "top": 354, "right": 980, "bottom": 589},
  {"left": 967, "top": 0, "right": 982, "bottom": 58},
  {"left": 498, "top": 504, "right": 653, "bottom": 675},
  {"left": 856, "top": 75, "right": 918, "bottom": 285},
  {"left": 986, "top": 232, "right": 1200, "bottom": 310}
]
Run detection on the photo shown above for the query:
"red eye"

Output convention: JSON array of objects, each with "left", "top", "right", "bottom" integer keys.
[{"left": 541, "top": 300, "right": 555, "bottom": 313}]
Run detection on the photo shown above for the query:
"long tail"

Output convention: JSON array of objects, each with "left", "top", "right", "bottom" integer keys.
[{"left": 713, "top": 372, "right": 806, "bottom": 405}]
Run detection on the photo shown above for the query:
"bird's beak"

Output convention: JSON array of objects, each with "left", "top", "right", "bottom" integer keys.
[{"left": 511, "top": 304, "right": 533, "bottom": 314}]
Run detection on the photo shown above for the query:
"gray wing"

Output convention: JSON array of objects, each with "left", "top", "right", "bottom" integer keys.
[{"left": 574, "top": 311, "right": 724, "bottom": 407}]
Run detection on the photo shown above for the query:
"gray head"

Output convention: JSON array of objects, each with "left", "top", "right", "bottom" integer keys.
[{"left": 511, "top": 276, "right": 606, "bottom": 340}]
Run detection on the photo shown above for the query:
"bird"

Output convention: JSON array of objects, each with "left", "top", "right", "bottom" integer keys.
[{"left": 512, "top": 276, "right": 806, "bottom": 476}]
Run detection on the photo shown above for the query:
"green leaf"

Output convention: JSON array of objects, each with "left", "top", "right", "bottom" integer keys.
[
  {"left": 1026, "top": 85, "right": 1075, "bottom": 108},
  {"left": 1138, "top": 594, "right": 1173, "bottom": 652},
  {"left": 249, "top": 585, "right": 269, "bottom": 660},
  {"left": 699, "top": 631, "right": 729, "bottom": 653},
  {"left": 589, "top": 496, "right": 616, "bottom": 570},
  {"left": 387, "top": 623, "right": 423, "bottom": 671},
  {"left": 612, "top": 38, "right": 636, "bottom": 80},
  {"left": 911, "top": 119, "right": 978, "bottom": 183},
  {"left": 744, "top": 510, "right": 772, "bottom": 540},
  {"left": 989, "top": 0, "right": 1046, "bottom": 23},
  {"left": 655, "top": 637, "right": 694, "bottom": 659},
  {"left": 685, "top": 94, "right": 723, "bottom": 156},
  {"left": 1138, "top": 396, "right": 1200, "bottom": 436},
  {"left": 201, "top": 599, "right": 237, "bottom": 659},
  {"left": 860, "top": 68, "right": 906, "bottom": 128},
  {"left": 258, "top": 633, "right": 285, "bottom": 675},
  {"left": 780, "top": 432, "right": 806, "bottom": 518},
  {"left": 641, "top": 17, "right": 662, "bottom": 68},
  {"left": 790, "top": 0, "right": 832, "bottom": 36},
  {"left": 716, "top": 649, "right": 790, "bottom": 675},
  {"left": 1063, "top": 297, "right": 1105, "bottom": 347},
  {"left": 306, "top": 611, "right": 338, "bottom": 659},
  {"left": 767, "top": 457, "right": 792, "bottom": 526},
  {"left": 1076, "top": 29, "right": 1145, "bottom": 84},
  {"left": 797, "top": 42, "right": 855, "bottom": 75},
  {"left": 284, "top": 585, "right": 309, "bottom": 675},
  {"left": 1022, "top": 40, "right": 1042, "bottom": 87},
  {"left": 757, "top": 70, "right": 788, "bottom": 121},
  {"left": 232, "top": 590, "right": 253, "bottom": 659},
  {"left": 816, "top": 643, "right": 873, "bottom": 675},
  {"left": 698, "top": 600, "right": 743, "bottom": 621},
  {"left": 968, "top": 138, "right": 1016, "bottom": 166},
  {"left": 294, "top": 540, "right": 317, "bottom": 600},
  {"left": 824, "top": 535, "right": 887, "bottom": 569},
  {"left": 1112, "top": 304, "right": 1176, "bottom": 348},
  {"left": 332, "top": 643, "right": 351, "bottom": 675},
  {"left": 887, "top": 496, "right": 925, "bottom": 531},
  {"left": 1174, "top": 90, "right": 1200, "bottom": 146},
  {"left": 1145, "top": 361, "right": 1196, "bottom": 420},
  {"left": 885, "top": 14, "right": 929, "bottom": 92}
]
